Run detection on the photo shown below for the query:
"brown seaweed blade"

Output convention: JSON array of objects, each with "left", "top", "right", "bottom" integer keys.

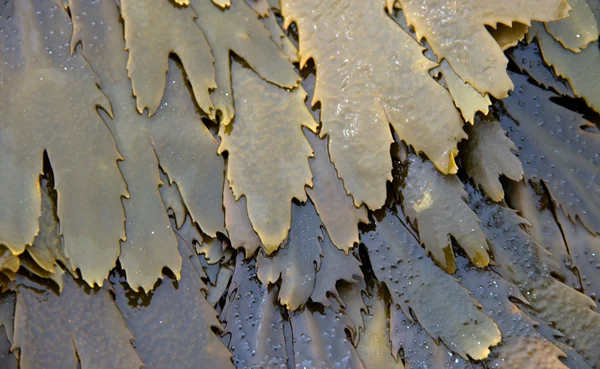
[
  {"left": 205, "top": 265, "right": 233, "bottom": 307},
  {"left": 174, "top": 214, "right": 227, "bottom": 266},
  {"left": 524, "top": 282, "right": 600, "bottom": 368},
  {"left": 257, "top": 200, "right": 362, "bottom": 310},
  {"left": 300, "top": 69, "right": 369, "bottom": 253},
  {"left": 372, "top": 255, "right": 475, "bottom": 369},
  {"left": 256, "top": 201, "right": 322, "bottom": 310},
  {"left": 436, "top": 61, "right": 492, "bottom": 124},
  {"left": 69, "top": 0, "right": 226, "bottom": 290},
  {"left": 219, "top": 62, "right": 317, "bottom": 251},
  {"left": 246, "top": 0, "right": 269, "bottom": 15},
  {"left": 310, "top": 246, "right": 363, "bottom": 308},
  {"left": 212, "top": 0, "right": 231, "bottom": 9},
  {"left": 0, "top": 0, "right": 126, "bottom": 285},
  {"left": 309, "top": 212, "right": 363, "bottom": 307},
  {"left": 337, "top": 279, "right": 368, "bottom": 345},
  {"left": 398, "top": 0, "right": 569, "bottom": 98},
  {"left": 358, "top": 301, "right": 402, "bottom": 369},
  {"left": 121, "top": 0, "right": 215, "bottom": 116},
  {"left": 454, "top": 256, "right": 570, "bottom": 369},
  {"left": 223, "top": 178, "right": 262, "bottom": 258},
  {"left": 147, "top": 65, "right": 226, "bottom": 238},
  {"left": 221, "top": 253, "right": 288, "bottom": 369},
  {"left": 556, "top": 211, "right": 600, "bottom": 308},
  {"left": 532, "top": 324, "right": 594, "bottom": 369},
  {"left": 0, "top": 293, "right": 14, "bottom": 341},
  {"left": 506, "top": 181, "right": 582, "bottom": 291},
  {"left": 389, "top": 304, "right": 474, "bottom": 369},
  {"left": 466, "top": 183, "right": 600, "bottom": 368},
  {"left": 355, "top": 283, "right": 404, "bottom": 369},
  {"left": 190, "top": 0, "right": 299, "bottom": 125},
  {"left": 490, "top": 22, "right": 530, "bottom": 51},
  {"left": 290, "top": 304, "right": 365, "bottom": 369},
  {"left": 108, "top": 11, "right": 226, "bottom": 241},
  {"left": 460, "top": 114, "right": 523, "bottom": 202},
  {"left": 389, "top": 8, "right": 491, "bottom": 125},
  {"left": 111, "top": 231, "right": 234, "bottom": 369},
  {"left": 261, "top": 7, "right": 299, "bottom": 63},
  {"left": 0, "top": 293, "right": 16, "bottom": 368},
  {"left": 171, "top": 212, "right": 233, "bottom": 303},
  {"left": 401, "top": 154, "right": 490, "bottom": 271},
  {"left": 545, "top": 0, "right": 598, "bottom": 52},
  {"left": 499, "top": 71, "right": 600, "bottom": 235},
  {"left": 13, "top": 275, "right": 142, "bottom": 369},
  {"left": 282, "top": 0, "right": 466, "bottom": 211},
  {"left": 197, "top": 235, "right": 227, "bottom": 266},
  {"left": 528, "top": 22, "right": 600, "bottom": 114},
  {"left": 0, "top": 324, "right": 17, "bottom": 369},
  {"left": 5, "top": 172, "right": 68, "bottom": 290},
  {"left": 27, "top": 175, "right": 68, "bottom": 274},
  {"left": 305, "top": 129, "right": 369, "bottom": 253},
  {"left": 508, "top": 40, "right": 574, "bottom": 96},
  {"left": 362, "top": 208, "right": 501, "bottom": 361},
  {"left": 158, "top": 171, "right": 187, "bottom": 230},
  {"left": 0, "top": 247, "right": 19, "bottom": 281}
]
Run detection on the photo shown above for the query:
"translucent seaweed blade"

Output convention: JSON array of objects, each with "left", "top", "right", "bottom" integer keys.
[
  {"left": 282, "top": 0, "right": 466, "bottom": 210},
  {"left": 555, "top": 210, "right": 600, "bottom": 310},
  {"left": 508, "top": 40, "right": 574, "bottom": 96},
  {"left": 545, "top": 0, "right": 598, "bottom": 52},
  {"left": 111, "top": 233, "right": 234, "bottom": 369},
  {"left": 389, "top": 304, "right": 474, "bottom": 369},
  {"left": 223, "top": 177, "right": 262, "bottom": 258},
  {"left": 221, "top": 253, "right": 288, "bottom": 369},
  {"left": 27, "top": 175, "right": 68, "bottom": 274},
  {"left": 337, "top": 279, "right": 368, "bottom": 345},
  {"left": 436, "top": 61, "right": 492, "bottom": 124},
  {"left": 310, "top": 214, "right": 363, "bottom": 307},
  {"left": 390, "top": 8, "right": 491, "bottom": 124},
  {"left": 466, "top": 183, "right": 600, "bottom": 367},
  {"left": 256, "top": 201, "right": 322, "bottom": 310},
  {"left": 505, "top": 181, "right": 582, "bottom": 291},
  {"left": 460, "top": 114, "right": 523, "bottom": 202},
  {"left": 13, "top": 275, "right": 142, "bottom": 369},
  {"left": 362, "top": 207, "right": 501, "bottom": 360},
  {"left": 301, "top": 70, "right": 368, "bottom": 253},
  {"left": 528, "top": 22, "right": 600, "bottom": 114},
  {"left": 219, "top": 62, "right": 317, "bottom": 250},
  {"left": 0, "top": 323, "right": 17, "bottom": 369},
  {"left": 401, "top": 154, "right": 490, "bottom": 271},
  {"left": 305, "top": 128, "right": 369, "bottom": 253},
  {"left": 398, "top": 0, "right": 569, "bottom": 98},
  {"left": 190, "top": 0, "right": 300, "bottom": 125},
  {"left": 454, "top": 256, "right": 570, "bottom": 369},
  {"left": 257, "top": 200, "right": 362, "bottom": 310},
  {"left": 490, "top": 22, "right": 529, "bottom": 51},
  {"left": 70, "top": 0, "right": 227, "bottom": 290},
  {"left": 499, "top": 71, "right": 600, "bottom": 235},
  {"left": 290, "top": 304, "right": 366, "bottom": 369},
  {"left": 69, "top": 0, "right": 181, "bottom": 291},
  {"left": 0, "top": 0, "right": 127, "bottom": 285},
  {"left": 120, "top": 0, "right": 215, "bottom": 116},
  {"left": 356, "top": 282, "right": 404, "bottom": 369}
]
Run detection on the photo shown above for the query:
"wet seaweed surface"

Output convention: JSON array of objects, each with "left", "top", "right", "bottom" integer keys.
[{"left": 1, "top": 0, "right": 600, "bottom": 368}]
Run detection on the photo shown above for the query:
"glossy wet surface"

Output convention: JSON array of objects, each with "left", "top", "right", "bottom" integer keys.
[{"left": 1, "top": 0, "right": 600, "bottom": 368}]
